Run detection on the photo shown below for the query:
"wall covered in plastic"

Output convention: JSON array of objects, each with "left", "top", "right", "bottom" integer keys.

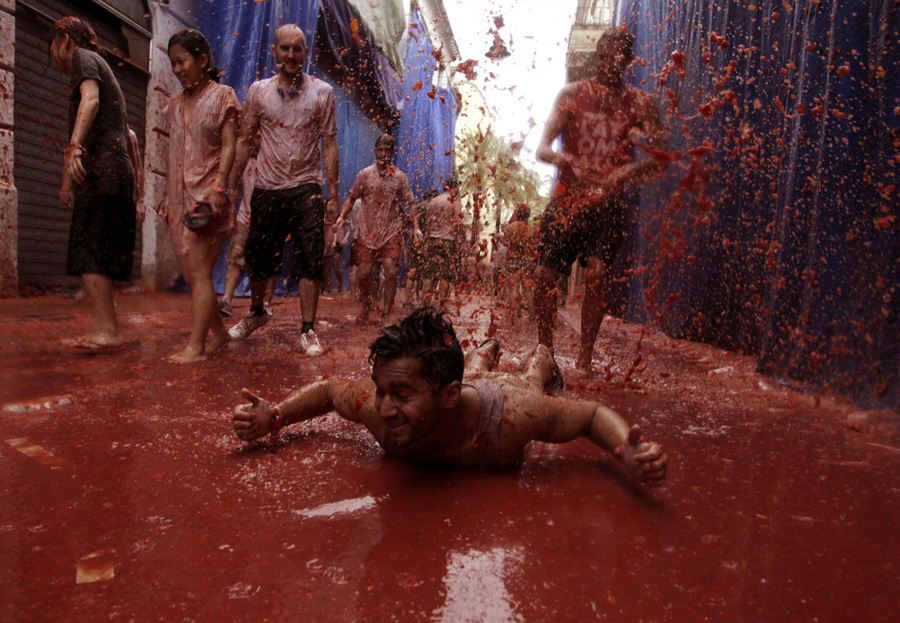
[
  {"left": 609, "top": 1, "right": 899, "bottom": 407},
  {"left": 394, "top": 8, "right": 458, "bottom": 200}
]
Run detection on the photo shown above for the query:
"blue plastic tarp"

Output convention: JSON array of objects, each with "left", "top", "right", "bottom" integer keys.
[
  {"left": 607, "top": 0, "right": 899, "bottom": 408},
  {"left": 394, "top": 8, "right": 458, "bottom": 200}
]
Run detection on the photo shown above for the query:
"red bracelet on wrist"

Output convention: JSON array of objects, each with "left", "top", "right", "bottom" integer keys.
[
  {"left": 65, "top": 144, "right": 83, "bottom": 156},
  {"left": 209, "top": 183, "right": 226, "bottom": 194},
  {"left": 270, "top": 404, "right": 285, "bottom": 441}
]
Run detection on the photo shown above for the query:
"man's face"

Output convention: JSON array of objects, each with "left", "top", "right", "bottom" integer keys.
[
  {"left": 375, "top": 142, "right": 395, "bottom": 167},
  {"left": 273, "top": 29, "right": 307, "bottom": 79},
  {"left": 372, "top": 357, "right": 442, "bottom": 446},
  {"left": 595, "top": 38, "right": 630, "bottom": 79}
]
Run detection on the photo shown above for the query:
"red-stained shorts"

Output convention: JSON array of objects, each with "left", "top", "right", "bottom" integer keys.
[{"left": 357, "top": 235, "right": 403, "bottom": 265}]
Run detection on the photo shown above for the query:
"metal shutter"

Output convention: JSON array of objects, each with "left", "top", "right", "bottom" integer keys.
[{"left": 14, "top": 0, "right": 148, "bottom": 287}]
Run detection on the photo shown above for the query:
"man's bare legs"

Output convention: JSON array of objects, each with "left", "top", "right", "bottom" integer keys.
[
  {"left": 464, "top": 338, "right": 501, "bottom": 372},
  {"left": 577, "top": 256, "right": 610, "bottom": 372},
  {"left": 462, "top": 340, "right": 562, "bottom": 395},
  {"left": 298, "top": 277, "right": 319, "bottom": 326},
  {"left": 522, "top": 343, "right": 564, "bottom": 394},
  {"left": 349, "top": 265, "right": 359, "bottom": 301},
  {"left": 357, "top": 262, "right": 376, "bottom": 322},
  {"left": 380, "top": 257, "right": 398, "bottom": 321},
  {"left": 171, "top": 237, "right": 230, "bottom": 363},
  {"left": 533, "top": 264, "right": 561, "bottom": 348},
  {"left": 332, "top": 253, "right": 343, "bottom": 292}
]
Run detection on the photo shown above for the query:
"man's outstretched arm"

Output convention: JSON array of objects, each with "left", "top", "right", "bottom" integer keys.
[
  {"left": 515, "top": 394, "right": 668, "bottom": 487},
  {"left": 232, "top": 378, "right": 369, "bottom": 441}
]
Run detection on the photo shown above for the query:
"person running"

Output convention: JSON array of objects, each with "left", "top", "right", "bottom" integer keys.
[
  {"left": 50, "top": 17, "right": 138, "bottom": 352},
  {"left": 161, "top": 29, "right": 241, "bottom": 363},
  {"left": 232, "top": 307, "right": 667, "bottom": 485},
  {"left": 336, "top": 134, "right": 421, "bottom": 326},
  {"left": 534, "top": 27, "right": 667, "bottom": 372},
  {"left": 421, "top": 178, "right": 464, "bottom": 305},
  {"left": 227, "top": 24, "right": 339, "bottom": 357}
]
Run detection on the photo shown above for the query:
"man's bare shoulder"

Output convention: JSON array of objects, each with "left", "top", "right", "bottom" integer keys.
[{"left": 556, "top": 81, "right": 581, "bottom": 102}]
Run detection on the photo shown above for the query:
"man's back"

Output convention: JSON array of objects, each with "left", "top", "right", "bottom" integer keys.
[{"left": 424, "top": 191, "right": 462, "bottom": 240}]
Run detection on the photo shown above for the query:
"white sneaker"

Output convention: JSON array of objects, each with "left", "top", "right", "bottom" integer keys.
[
  {"left": 228, "top": 312, "right": 269, "bottom": 340},
  {"left": 263, "top": 302, "right": 274, "bottom": 318},
  {"left": 298, "top": 330, "right": 325, "bottom": 356}
]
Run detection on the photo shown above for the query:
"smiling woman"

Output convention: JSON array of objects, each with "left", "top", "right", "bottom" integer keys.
[{"left": 161, "top": 28, "right": 241, "bottom": 363}]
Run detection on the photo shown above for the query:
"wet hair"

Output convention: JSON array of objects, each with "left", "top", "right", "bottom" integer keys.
[
  {"left": 369, "top": 307, "right": 464, "bottom": 389},
  {"left": 49, "top": 16, "right": 101, "bottom": 54},
  {"left": 375, "top": 133, "right": 396, "bottom": 150},
  {"left": 513, "top": 204, "right": 530, "bottom": 222},
  {"left": 422, "top": 189, "right": 440, "bottom": 201},
  {"left": 596, "top": 27, "right": 635, "bottom": 63},
  {"left": 168, "top": 29, "right": 221, "bottom": 82},
  {"left": 443, "top": 176, "right": 460, "bottom": 191}
]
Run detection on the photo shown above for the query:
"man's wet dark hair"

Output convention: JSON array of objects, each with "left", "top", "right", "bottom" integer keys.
[
  {"left": 168, "top": 28, "right": 221, "bottom": 82},
  {"left": 596, "top": 27, "right": 635, "bottom": 63},
  {"left": 369, "top": 307, "right": 464, "bottom": 389},
  {"left": 49, "top": 16, "right": 101, "bottom": 54},
  {"left": 375, "top": 133, "right": 396, "bottom": 150}
]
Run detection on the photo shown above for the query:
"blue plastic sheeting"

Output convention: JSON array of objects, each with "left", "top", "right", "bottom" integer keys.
[
  {"left": 199, "top": 0, "right": 319, "bottom": 101},
  {"left": 310, "top": 65, "right": 385, "bottom": 201},
  {"left": 394, "top": 8, "right": 458, "bottom": 200},
  {"left": 606, "top": 1, "right": 899, "bottom": 408},
  {"left": 314, "top": 0, "right": 404, "bottom": 128}
]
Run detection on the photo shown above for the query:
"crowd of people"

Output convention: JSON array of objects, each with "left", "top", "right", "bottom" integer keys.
[
  {"left": 50, "top": 16, "right": 668, "bottom": 480},
  {"left": 51, "top": 17, "right": 666, "bottom": 370},
  {"left": 52, "top": 16, "right": 668, "bottom": 364}
]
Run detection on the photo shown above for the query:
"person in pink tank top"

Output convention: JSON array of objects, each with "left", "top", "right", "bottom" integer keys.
[{"left": 534, "top": 27, "right": 668, "bottom": 372}]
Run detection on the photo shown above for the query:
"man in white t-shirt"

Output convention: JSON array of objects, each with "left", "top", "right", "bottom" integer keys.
[{"left": 227, "top": 24, "right": 339, "bottom": 357}]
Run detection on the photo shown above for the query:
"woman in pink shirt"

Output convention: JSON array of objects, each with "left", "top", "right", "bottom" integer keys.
[{"left": 163, "top": 29, "right": 240, "bottom": 362}]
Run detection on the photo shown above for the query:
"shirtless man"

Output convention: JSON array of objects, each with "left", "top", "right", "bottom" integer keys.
[
  {"left": 534, "top": 27, "right": 667, "bottom": 371},
  {"left": 232, "top": 307, "right": 667, "bottom": 485},
  {"left": 227, "top": 24, "right": 339, "bottom": 357},
  {"left": 335, "top": 134, "right": 421, "bottom": 326}
]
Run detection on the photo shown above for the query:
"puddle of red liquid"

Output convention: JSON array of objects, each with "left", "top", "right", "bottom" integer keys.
[{"left": 0, "top": 292, "right": 897, "bottom": 622}]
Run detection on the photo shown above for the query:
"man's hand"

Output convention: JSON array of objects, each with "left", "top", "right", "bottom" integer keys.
[
  {"left": 232, "top": 388, "right": 274, "bottom": 441},
  {"left": 616, "top": 424, "right": 667, "bottom": 487}
]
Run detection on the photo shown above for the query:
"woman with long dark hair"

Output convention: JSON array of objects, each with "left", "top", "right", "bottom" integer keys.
[
  {"left": 50, "top": 16, "right": 138, "bottom": 351},
  {"left": 162, "top": 28, "right": 240, "bottom": 362}
]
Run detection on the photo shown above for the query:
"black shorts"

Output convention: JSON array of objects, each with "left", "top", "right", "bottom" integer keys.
[
  {"left": 245, "top": 184, "right": 325, "bottom": 282},
  {"left": 537, "top": 195, "right": 626, "bottom": 274},
  {"left": 67, "top": 191, "right": 136, "bottom": 281}
]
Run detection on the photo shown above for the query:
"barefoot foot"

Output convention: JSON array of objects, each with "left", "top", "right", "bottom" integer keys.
[
  {"left": 207, "top": 333, "right": 231, "bottom": 354},
  {"left": 168, "top": 349, "right": 209, "bottom": 363}
]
